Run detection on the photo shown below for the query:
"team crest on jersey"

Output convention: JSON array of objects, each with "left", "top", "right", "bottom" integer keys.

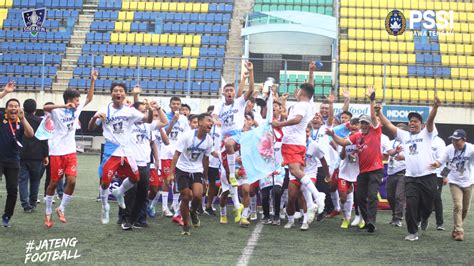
[
  {"left": 22, "top": 8, "right": 47, "bottom": 37},
  {"left": 409, "top": 143, "right": 418, "bottom": 155},
  {"left": 385, "top": 10, "right": 406, "bottom": 36},
  {"left": 113, "top": 122, "right": 124, "bottom": 134},
  {"left": 223, "top": 114, "right": 234, "bottom": 126},
  {"left": 191, "top": 152, "right": 200, "bottom": 161}
]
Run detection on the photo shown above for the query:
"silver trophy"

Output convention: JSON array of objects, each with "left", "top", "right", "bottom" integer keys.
[{"left": 256, "top": 77, "right": 275, "bottom": 107}]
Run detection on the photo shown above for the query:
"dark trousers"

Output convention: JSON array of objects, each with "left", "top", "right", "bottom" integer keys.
[
  {"left": 119, "top": 166, "right": 150, "bottom": 224},
  {"left": 386, "top": 171, "right": 406, "bottom": 221},
  {"left": 19, "top": 160, "right": 43, "bottom": 209},
  {"left": 316, "top": 166, "right": 334, "bottom": 213},
  {"left": 0, "top": 161, "right": 20, "bottom": 218},
  {"left": 356, "top": 169, "right": 384, "bottom": 225},
  {"left": 433, "top": 177, "right": 444, "bottom": 226},
  {"left": 261, "top": 185, "right": 283, "bottom": 219},
  {"left": 405, "top": 174, "right": 437, "bottom": 234}
]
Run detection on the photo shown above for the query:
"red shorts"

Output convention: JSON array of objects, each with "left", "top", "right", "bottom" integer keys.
[
  {"left": 50, "top": 153, "right": 77, "bottom": 182},
  {"left": 290, "top": 176, "right": 316, "bottom": 187},
  {"left": 101, "top": 156, "right": 139, "bottom": 185},
  {"left": 161, "top": 159, "right": 171, "bottom": 176},
  {"left": 149, "top": 168, "right": 163, "bottom": 188},
  {"left": 337, "top": 178, "right": 353, "bottom": 193},
  {"left": 281, "top": 144, "right": 306, "bottom": 166}
]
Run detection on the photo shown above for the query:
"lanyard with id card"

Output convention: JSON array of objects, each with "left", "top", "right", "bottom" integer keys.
[{"left": 8, "top": 120, "right": 23, "bottom": 148}]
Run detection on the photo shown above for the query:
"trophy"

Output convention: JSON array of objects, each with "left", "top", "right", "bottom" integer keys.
[{"left": 255, "top": 77, "right": 275, "bottom": 107}]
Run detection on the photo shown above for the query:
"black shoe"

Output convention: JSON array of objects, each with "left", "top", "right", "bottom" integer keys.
[
  {"left": 24, "top": 206, "right": 33, "bottom": 213},
  {"left": 181, "top": 225, "right": 191, "bottom": 236},
  {"left": 132, "top": 221, "right": 148, "bottom": 229},
  {"left": 204, "top": 207, "right": 216, "bottom": 216},
  {"left": 421, "top": 218, "right": 429, "bottom": 231},
  {"left": 190, "top": 210, "right": 200, "bottom": 228},
  {"left": 366, "top": 222, "right": 376, "bottom": 233},
  {"left": 2, "top": 214, "right": 11, "bottom": 227},
  {"left": 117, "top": 218, "right": 124, "bottom": 225},
  {"left": 121, "top": 221, "right": 132, "bottom": 230},
  {"left": 196, "top": 207, "right": 204, "bottom": 215},
  {"left": 316, "top": 213, "right": 325, "bottom": 222}
]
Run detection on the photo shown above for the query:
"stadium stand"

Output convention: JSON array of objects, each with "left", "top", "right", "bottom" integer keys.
[
  {"left": 69, "top": 0, "right": 234, "bottom": 95},
  {"left": 339, "top": 0, "right": 474, "bottom": 104}
]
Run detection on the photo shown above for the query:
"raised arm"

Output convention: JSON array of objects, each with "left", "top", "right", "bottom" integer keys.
[
  {"left": 243, "top": 61, "right": 255, "bottom": 101},
  {"left": 272, "top": 114, "right": 302, "bottom": 128},
  {"left": 426, "top": 96, "right": 440, "bottom": 133},
  {"left": 85, "top": 69, "right": 98, "bottom": 106},
  {"left": 0, "top": 81, "right": 15, "bottom": 99},
  {"left": 325, "top": 128, "right": 351, "bottom": 147},
  {"left": 19, "top": 108, "right": 34, "bottom": 138},
  {"left": 160, "top": 128, "right": 170, "bottom": 145},
  {"left": 366, "top": 85, "right": 379, "bottom": 128},
  {"left": 377, "top": 111, "right": 397, "bottom": 138},
  {"left": 131, "top": 85, "right": 141, "bottom": 104},
  {"left": 308, "top": 62, "right": 315, "bottom": 87},
  {"left": 43, "top": 102, "right": 76, "bottom": 112},
  {"left": 326, "top": 93, "right": 335, "bottom": 126},
  {"left": 341, "top": 87, "right": 350, "bottom": 112},
  {"left": 88, "top": 112, "right": 105, "bottom": 131},
  {"left": 166, "top": 111, "right": 180, "bottom": 135}
]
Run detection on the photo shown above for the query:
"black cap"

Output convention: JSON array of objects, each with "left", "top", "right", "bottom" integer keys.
[
  {"left": 407, "top": 112, "right": 423, "bottom": 123},
  {"left": 449, "top": 129, "right": 467, "bottom": 140}
]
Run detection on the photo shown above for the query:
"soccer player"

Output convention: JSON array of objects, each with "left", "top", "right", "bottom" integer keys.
[
  {"left": 0, "top": 81, "right": 34, "bottom": 227},
  {"left": 188, "top": 114, "right": 198, "bottom": 130},
  {"left": 432, "top": 135, "right": 447, "bottom": 230},
  {"left": 180, "top": 104, "right": 191, "bottom": 117},
  {"left": 204, "top": 121, "right": 221, "bottom": 216},
  {"left": 327, "top": 86, "right": 383, "bottom": 233},
  {"left": 167, "top": 113, "right": 214, "bottom": 235},
  {"left": 88, "top": 82, "right": 153, "bottom": 225},
  {"left": 271, "top": 83, "right": 320, "bottom": 229},
  {"left": 378, "top": 95, "right": 441, "bottom": 241},
  {"left": 431, "top": 129, "right": 474, "bottom": 241},
  {"left": 43, "top": 70, "right": 96, "bottom": 228}
]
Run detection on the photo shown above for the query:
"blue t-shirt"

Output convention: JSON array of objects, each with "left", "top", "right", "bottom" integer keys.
[{"left": 0, "top": 112, "right": 25, "bottom": 163}]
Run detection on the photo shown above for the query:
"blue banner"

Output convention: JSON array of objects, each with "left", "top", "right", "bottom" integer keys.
[{"left": 383, "top": 105, "right": 430, "bottom": 123}]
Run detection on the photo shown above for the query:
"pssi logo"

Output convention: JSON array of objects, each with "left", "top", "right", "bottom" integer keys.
[{"left": 386, "top": 10, "right": 455, "bottom": 36}]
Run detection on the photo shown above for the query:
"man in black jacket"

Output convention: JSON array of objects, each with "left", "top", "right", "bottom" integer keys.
[{"left": 19, "top": 99, "right": 49, "bottom": 212}]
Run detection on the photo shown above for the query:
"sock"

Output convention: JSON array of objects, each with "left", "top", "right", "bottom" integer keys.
[
  {"left": 59, "top": 193, "right": 71, "bottom": 213},
  {"left": 300, "top": 175, "right": 320, "bottom": 200},
  {"left": 331, "top": 191, "right": 341, "bottom": 211},
  {"left": 288, "top": 215, "right": 294, "bottom": 223},
  {"left": 100, "top": 188, "right": 109, "bottom": 208},
  {"left": 117, "top": 178, "right": 134, "bottom": 195},
  {"left": 148, "top": 193, "right": 159, "bottom": 208},
  {"left": 220, "top": 205, "right": 227, "bottom": 216},
  {"left": 242, "top": 207, "right": 250, "bottom": 218},
  {"left": 173, "top": 200, "right": 181, "bottom": 217},
  {"left": 303, "top": 211, "right": 308, "bottom": 224},
  {"left": 280, "top": 189, "right": 288, "bottom": 209},
  {"left": 172, "top": 193, "right": 180, "bottom": 210},
  {"left": 227, "top": 153, "right": 236, "bottom": 177},
  {"left": 162, "top": 191, "right": 169, "bottom": 211},
  {"left": 230, "top": 186, "right": 240, "bottom": 208},
  {"left": 301, "top": 187, "right": 315, "bottom": 209},
  {"left": 45, "top": 195, "right": 54, "bottom": 215},
  {"left": 250, "top": 195, "right": 257, "bottom": 213},
  {"left": 342, "top": 192, "right": 354, "bottom": 220}
]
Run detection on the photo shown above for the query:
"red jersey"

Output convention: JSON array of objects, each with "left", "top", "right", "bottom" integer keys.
[{"left": 348, "top": 125, "right": 383, "bottom": 173}]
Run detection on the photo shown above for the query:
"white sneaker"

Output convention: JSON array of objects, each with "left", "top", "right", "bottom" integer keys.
[
  {"left": 279, "top": 208, "right": 286, "bottom": 220},
  {"left": 162, "top": 208, "right": 173, "bottom": 217},
  {"left": 250, "top": 212, "right": 258, "bottom": 221},
  {"left": 351, "top": 215, "right": 361, "bottom": 227},
  {"left": 307, "top": 206, "right": 317, "bottom": 224},
  {"left": 101, "top": 204, "right": 110, "bottom": 224},
  {"left": 294, "top": 212, "right": 302, "bottom": 219},
  {"left": 112, "top": 189, "right": 126, "bottom": 209},
  {"left": 284, "top": 221, "right": 295, "bottom": 229},
  {"left": 316, "top": 192, "right": 326, "bottom": 214},
  {"left": 300, "top": 222, "right": 309, "bottom": 231}
]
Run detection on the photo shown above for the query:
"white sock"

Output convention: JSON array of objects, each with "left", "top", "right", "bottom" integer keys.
[
  {"left": 45, "top": 195, "right": 54, "bottom": 215},
  {"left": 242, "top": 207, "right": 250, "bottom": 218},
  {"left": 250, "top": 195, "right": 257, "bottom": 213},
  {"left": 230, "top": 186, "right": 240, "bottom": 208},
  {"left": 149, "top": 193, "right": 159, "bottom": 208},
  {"left": 118, "top": 178, "right": 134, "bottom": 195},
  {"left": 174, "top": 200, "right": 181, "bottom": 216},
  {"left": 227, "top": 153, "right": 236, "bottom": 177},
  {"left": 207, "top": 196, "right": 214, "bottom": 209},
  {"left": 280, "top": 189, "right": 288, "bottom": 209},
  {"left": 342, "top": 192, "right": 354, "bottom": 220},
  {"left": 162, "top": 191, "right": 169, "bottom": 211},
  {"left": 100, "top": 188, "right": 109, "bottom": 208},
  {"left": 172, "top": 193, "right": 180, "bottom": 210},
  {"left": 220, "top": 205, "right": 227, "bottom": 216},
  {"left": 303, "top": 211, "right": 308, "bottom": 224},
  {"left": 301, "top": 187, "right": 315, "bottom": 209},
  {"left": 300, "top": 175, "right": 319, "bottom": 200},
  {"left": 288, "top": 215, "right": 294, "bottom": 223},
  {"left": 331, "top": 191, "right": 341, "bottom": 211},
  {"left": 59, "top": 193, "right": 71, "bottom": 213}
]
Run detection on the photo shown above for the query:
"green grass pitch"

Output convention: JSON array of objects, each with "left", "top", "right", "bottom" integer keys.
[{"left": 1, "top": 154, "right": 473, "bottom": 264}]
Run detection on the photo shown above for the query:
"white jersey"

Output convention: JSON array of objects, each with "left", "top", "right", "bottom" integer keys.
[
  {"left": 432, "top": 136, "right": 446, "bottom": 177},
  {"left": 381, "top": 134, "right": 391, "bottom": 155},
  {"left": 338, "top": 143, "right": 360, "bottom": 182},
  {"left": 213, "top": 96, "right": 246, "bottom": 135},
  {"left": 387, "top": 139, "right": 406, "bottom": 175},
  {"left": 282, "top": 101, "right": 313, "bottom": 146},
  {"left": 175, "top": 129, "right": 213, "bottom": 173},
  {"left": 304, "top": 141, "right": 325, "bottom": 177},
  {"left": 130, "top": 122, "right": 154, "bottom": 167},
  {"left": 97, "top": 103, "right": 145, "bottom": 157},
  {"left": 151, "top": 127, "right": 165, "bottom": 170},
  {"left": 209, "top": 124, "right": 221, "bottom": 168},
  {"left": 309, "top": 125, "right": 338, "bottom": 171},
  {"left": 48, "top": 99, "right": 85, "bottom": 156},
  {"left": 396, "top": 126, "right": 438, "bottom": 177},
  {"left": 438, "top": 143, "right": 474, "bottom": 188},
  {"left": 163, "top": 115, "right": 190, "bottom": 159}
]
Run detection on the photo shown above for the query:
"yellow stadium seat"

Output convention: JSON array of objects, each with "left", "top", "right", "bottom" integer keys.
[
  {"left": 451, "top": 68, "right": 460, "bottom": 78},
  {"left": 145, "top": 57, "right": 154, "bottom": 68},
  {"left": 458, "top": 56, "right": 467, "bottom": 66},
  {"left": 126, "top": 33, "right": 135, "bottom": 43},
  {"left": 340, "top": 18, "right": 348, "bottom": 28},
  {"left": 392, "top": 77, "right": 400, "bottom": 88},
  {"left": 155, "top": 58, "right": 163, "bottom": 68},
  {"left": 340, "top": 0, "right": 349, "bottom": 7},
  {"left": 399, "top": 66, "right": 407, "bottom": 76},
  {"left": 151, "top": 34, "right": 159, "bottom": 44},
  {"left": 190, "top": 58, "right": 197, "bottom": 69},
  {"left": 118, "top": 33, "right": 127, "bottom": 43},
  {"left": 348, "top": 53, "right": 356, "bottom": 62},
  {"left": 407, "top": 54, "right": 416, "bottom": 64},
  {"left": 129, "top": 57, "right": 137, "bottom": 67},
  {"left": 358, "top": 65, "right": 365, "bottom": 75},
  {"left": 118, "top": 11, "right": 126, "bottom": 20},
  {"left": 122, "top": 1, "right": 130, "bottom": 10},
  {"left": 460, "top": 80, "right": 469, "bottom": 90},
  {"left": 399, "top": 42, "right": 407, "bottom": 52},
  {"left": 177, "top": 3, "right": 185, "bottom": 12},
  {"left": 417, "top": 78, "right": 426, "bottom": 89},
  {"left": 172, "top": 58, "right": 180, "bottom": 68},
  {"left": 183, "top": 47, "right": 191, "bottom": 57},
  {"left": 365, "top": 53, "right": 374, "bottom": 63},
  {"left": 348, "top": 64, "right": 357, "bottom": 74},
  {"left": 168, "top": 34, "right": 177, "bottom": 45},
  {"left": 399, "top": 54, "right": 407, "bottom": 64},
  {"left": 381, "top": 41, "right": 389, "bottom": 52},
  {"left": 356, "top": 76, "right": 365, "bottom": 87},
  {"left": 449, "top": 56, "right": 458, "bottom": 65},
  {"left": 180, "top": 58, "right": 189, "bottom": 69},
  {"left": 467, "top": 56, "right": 474, "bottom": 66},
  {"left": 111, "top": 33, "right": 118, "bottom": 43},
  {"left": 373, "top": 65, "right": 382, "bottom": 75},
  {"left": 340, "top": 52, "right": 348, "bottom": 61},
  {"left": 163, "top": 58, "right": 172, "bottom": 68},
  {"left": 145, "top": 2, "right": 153, "bottom": 11},
  {"left": 390, "top": 54, "right": 399, "bottom": 64},
  {"left": 103, "top": 56, "right": 112, "bottom": 66},
  {"left": 356, "top": 53, "right": 365, "bottom": 62},
  {"left": 365, "top": 41, "right": 373, "bottom": 51},
  {"left": 184, "top": 3, "right": 193, "bottom": 12},
  {"left": 135, "top": 33, "right": 144, "bottom": 43},
  {"left": 112, "top": 56, "right": 120, "bottom": 66},
  {"left": 193, "top": 3, "right": 201, "bottom": 13},
  {"left": 201, "top": 4, "right": 209, "bottom": 13},
  {"left": 184, "top": 35, "right": 193, "bottom": 45},
  {"left": 176, "top": 35, "right": 185, "bottom": 45},
  {"left": 452, "top": 79, "right": 461, "bottom": 90},
  {"left": 366, "top": 76, "right": 374, "bottom": 85},
  {"left": 340, "top": 75, "right": 349, "bottom": 86},
  {"left": 348, "top": 76, "right": 356, "bottom": 86},
  {"left": 143, "top": 34, "right": 151, "bottom": 44},
  {"left": 340, "top": 8, "right": 349, "bottom": 17},
  {"left": 468, "top": 69, "right": 474, "bottom": 79},
  {"left": 161, "top": 2, "right": 169, "bottom": 11},
  {"left": 5, "top": 0, "right": 12, "bottom": 8},
  {"left": 356, "top": 40, "right": 364, "bottom": 50},
  {"left": 440, "top": 43, "right": 448, "bottom": 53},
  {"left": 373, "top": 41, "right": 381, "bottom": 51},
  {"left": 426, "top": 79, "right": 434, "bottom": 89},
  {"left": 153, "top": 2, "right": 161, "bottom": 11},
  {"left": 120, "top": 56, "right": 129, "bottom": 67},
  {"left": 126, "top": 12, "right": 134, "bottom": 21},
  {"left": 340, "top": 64, "right": 348, "bottom": 74},
  {"left": 115, "top": 22, "right": 123, "bottom": 31},
  {"left": 193, "top": 35, "right": 201, "bottom": 46},
  {"left": 191, "top": 47, "right": 200, "bottom": 57},
  {"left": 373, "top": 53, "right": 382, "bottom": 63},
  {"left": 169, "top": 2, "right": 177, "bottom": 12},
  {"left": 123, "top": 22, "right": 131, "bottom": 32},
  {"left": 160, "top": 34, "right": 169, "bottom": 44},
  {"left": 137, "top": 2, "right": 145, "bottom": 11},
  {"left": 129, "top": 2, "right": 137, "bottom": 10}
]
